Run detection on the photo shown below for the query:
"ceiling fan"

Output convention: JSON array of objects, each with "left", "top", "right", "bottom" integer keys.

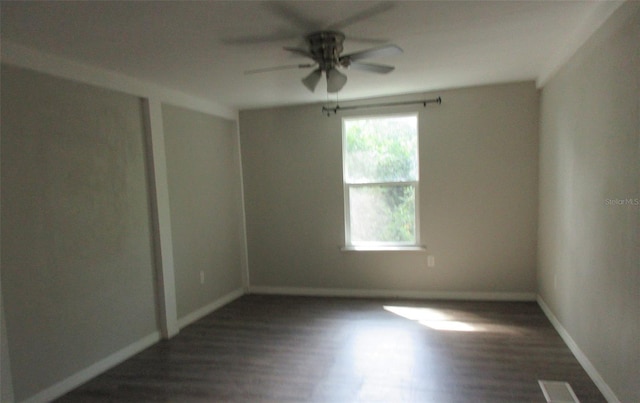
[{"left": 246, "top": 31, "right": 403, "bottom": 93}]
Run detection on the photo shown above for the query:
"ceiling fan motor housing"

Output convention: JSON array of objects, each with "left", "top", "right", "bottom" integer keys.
[
  {"left": 306, "top": 31, "right": 346, "bottom": 70},
  {"left": 295, "top": 30, "right": 401, "bottom": 93}
]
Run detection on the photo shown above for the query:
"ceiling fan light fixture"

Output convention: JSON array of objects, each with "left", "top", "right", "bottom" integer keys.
[
  {"left": 252, "top": 30, "right": 401, "bottom": 94},
  {"left": 302, "top": 69, "right": 322, "bottom": 92},
  {"left": 326, "top": 68, "right": 347, "bottom": 93}
]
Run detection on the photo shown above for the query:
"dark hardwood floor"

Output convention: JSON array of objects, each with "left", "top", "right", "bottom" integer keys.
[{"left": 56, "top": 295, "right": 604, "bottom": 402}]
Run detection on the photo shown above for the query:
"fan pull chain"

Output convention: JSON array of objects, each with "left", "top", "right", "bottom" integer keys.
[{"left": 325, "top": 92, "right": 341, "bottom": 116}]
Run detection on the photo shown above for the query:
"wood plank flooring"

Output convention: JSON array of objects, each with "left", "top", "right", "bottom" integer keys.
[{"left": 56, "top": 295, "right": 604, "bottom": 402}]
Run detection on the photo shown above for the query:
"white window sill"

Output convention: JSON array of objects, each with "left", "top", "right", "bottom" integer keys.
[{"left": 340, "top": 245, "right": 427, "bottom": 252}]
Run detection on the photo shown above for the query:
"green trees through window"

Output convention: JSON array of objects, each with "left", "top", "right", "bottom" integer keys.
[{"left": 343, "top": 115, "right": 419, "bottom": 245}]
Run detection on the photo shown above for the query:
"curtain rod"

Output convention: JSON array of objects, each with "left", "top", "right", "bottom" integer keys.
[{"left": 322, "top": 96, "right": 441, "bottom": 116}]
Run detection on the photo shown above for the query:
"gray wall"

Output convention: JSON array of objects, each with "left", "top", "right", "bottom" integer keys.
[
  {"left": 537, "top": 2, "right": 639, "bottom": 402},
  {"left": 1, "top": 65, "right": 158, "bottom": 401},
  {"left": 240, "top": 81, "right": 539, "bottom": 295},
  {"left": 1, "top": 300, "right": 14, "bottom": 401},
  {"left": 162, "top": 104, "right": 244, "bottom": 319}
]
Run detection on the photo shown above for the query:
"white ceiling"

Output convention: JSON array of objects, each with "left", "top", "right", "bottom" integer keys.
[{"left": 0, "top": 1, "right": 622, "bottom": 111}]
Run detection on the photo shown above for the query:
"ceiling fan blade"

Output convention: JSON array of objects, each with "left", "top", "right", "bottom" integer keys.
[
  {"left": 266, "top": 1, "right": 323, "bottom": 32},
  {"left": 346, "top": 36, "right": 389, "bottom": 45},
  {"left": 222, "top": 31, "right": 298, "bottom": 46},
  {"left": 245, "top": 63, "right": 315, "bottom": 75},
  {"left": 326, "top": 2, "right": 395, "bottom": 31},
  {"left": 349, "top": 62, "right": 395, "bottom": 74},
  {"left": 302, "top": 69, "right": 322, "bottom": 92},
  {"left": 326, "top": 68, "right": 348, "bottom": 93},
  {"left": 341, "top": 44, "right": 403, "bottom": 62},
  {"left": 283, "top": 47, "right": 315, "bottom": 59}
]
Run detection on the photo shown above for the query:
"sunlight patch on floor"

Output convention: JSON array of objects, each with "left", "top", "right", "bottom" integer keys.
[
  {"left": 351, "top": 325, "right": 417, "bottom": 376},
  {"left": 421, "top": 320, "right": 477, "bottom": 332},
  {"left": 383, "top": 306, "right": 449, "bottom": 322},
  {"left": 383, "top": 305, "right": 480, "bottom": 332}
]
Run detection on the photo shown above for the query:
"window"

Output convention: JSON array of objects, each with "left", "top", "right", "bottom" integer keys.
[{"left": 343, "top": 114, "right": 420, "bottom": 249}]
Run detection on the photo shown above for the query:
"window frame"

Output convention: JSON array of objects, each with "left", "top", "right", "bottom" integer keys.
[{"left": 342, "top": 113, "right": 421, "bottom": 250}]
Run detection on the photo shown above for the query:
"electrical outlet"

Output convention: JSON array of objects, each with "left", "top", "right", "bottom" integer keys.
[
  {"left": 200, "top": 271, "right": 205, "bottom": 284},
  {"left": 427, "top": 255, "right": 435, "bottom": 268}
]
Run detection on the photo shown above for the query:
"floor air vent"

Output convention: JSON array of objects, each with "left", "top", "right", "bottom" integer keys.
[{"left": 538, "top": 380, "right": 579, "bottom": 403}]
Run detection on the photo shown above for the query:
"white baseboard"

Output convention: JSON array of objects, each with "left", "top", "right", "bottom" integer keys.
[
  {"left": 21, "top": 332, "right": 160, "bottom": 403},
  {"left": 20, "top": 289, "right": 244, "bottom": 403},
  {"left": 249, "top": 286, "right": 537, "bottom": 301},
  {"left": 177, "top": 288, "right": 244, "bottom": 329},
  {"left": 536, "top": 296, "right": 620, "bottom": 403}
]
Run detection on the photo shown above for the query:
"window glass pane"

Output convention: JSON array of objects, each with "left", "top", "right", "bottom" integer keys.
[
  {"left": 349, "top": 185, "right": 415, "bottom": 244},
  {"left": 344, "top": 116, "right": 418, "bottom": 183}
]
